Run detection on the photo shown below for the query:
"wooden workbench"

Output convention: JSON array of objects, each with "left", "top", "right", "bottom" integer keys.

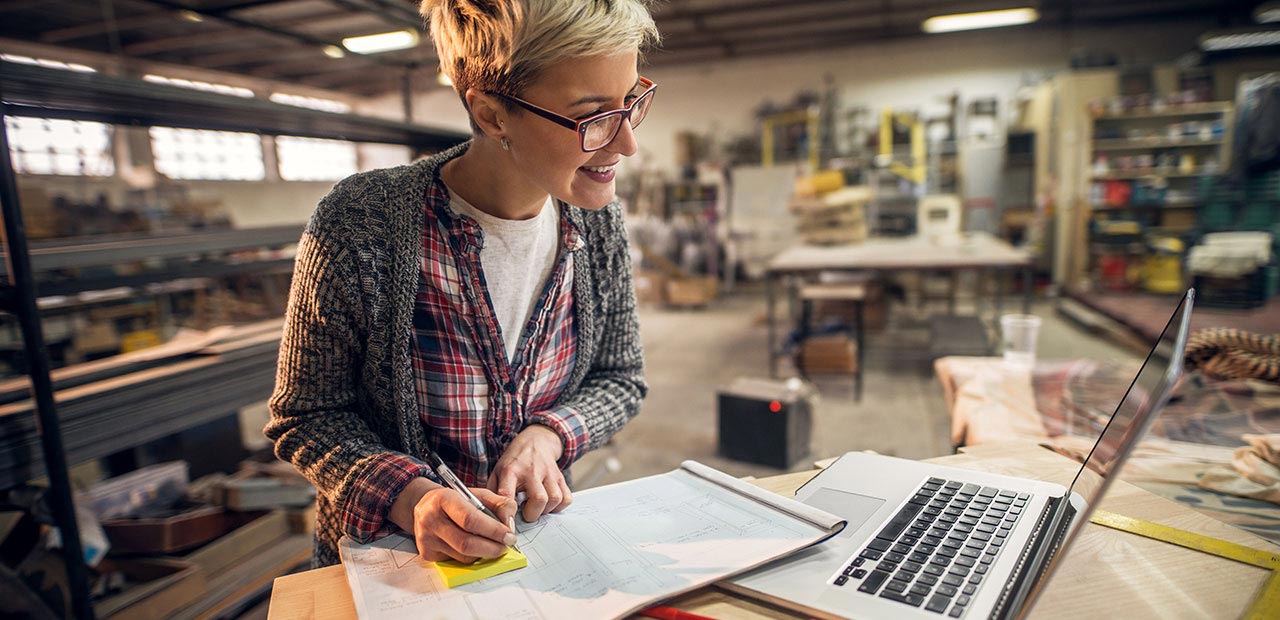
[{"left": 268, "top": 442, "right": 1277, "bottom": 619}]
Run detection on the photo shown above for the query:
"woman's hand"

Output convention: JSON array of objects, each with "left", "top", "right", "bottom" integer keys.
[
  {"left": 389, "top": 478, "right": 517, "bottom": 564},
  {"left": 487, "top": 424, "right": 573, "bottom": 522}
]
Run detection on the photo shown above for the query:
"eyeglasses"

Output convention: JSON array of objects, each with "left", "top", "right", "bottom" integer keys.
[{"left": 491, "top": 77, "right": 656, "bottom": 152}]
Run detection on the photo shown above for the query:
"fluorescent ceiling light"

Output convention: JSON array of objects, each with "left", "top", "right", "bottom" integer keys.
[
  {"left": 922, "top": 7, "right": 1039, "bottom": 33},
  {"left": 342, "top": 30, "right": 419, "bottom": 55},
  {"left": 1256, "top": 2, "right": 1280, "bottom": 23},
  {"left": 322, "top": 45, "right": 346, "bottom": 59},
  {"left": 1200, "top": 28, "right": 1280, "bottom": 51},
  {"left": 178, "top": 9, "right": 203, "bottom": 23},
  {"left": 1, "top": 53, "right": 95, "bottom": 73}
]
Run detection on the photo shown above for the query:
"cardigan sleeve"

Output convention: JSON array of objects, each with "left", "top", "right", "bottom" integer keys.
[
  {"left": 265, "top": 187, "right": 433, "bottom": 543},
  {"left": 528, "top": 205, "right": 647, "bottom": 467}
]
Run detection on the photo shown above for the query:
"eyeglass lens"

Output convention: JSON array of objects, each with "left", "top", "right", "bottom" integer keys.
[{"left": 582, "top": 88, "right": 654, "bottom": 151}]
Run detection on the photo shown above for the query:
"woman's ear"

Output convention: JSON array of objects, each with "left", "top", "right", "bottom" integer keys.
[{"left": 465, "top": 89, "right": 506, "bottom": 138}]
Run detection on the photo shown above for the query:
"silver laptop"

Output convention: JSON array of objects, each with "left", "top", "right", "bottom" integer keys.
[{"left": 727, "top": 289, "right": 1195, "bottom": 619}]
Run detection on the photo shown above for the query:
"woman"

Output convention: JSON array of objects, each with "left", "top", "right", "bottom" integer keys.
[{"left": 266, "top": 0, "right": 659, "bottom": 567}]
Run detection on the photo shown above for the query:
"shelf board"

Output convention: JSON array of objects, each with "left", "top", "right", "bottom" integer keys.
[
  {"left": 0, "top": 225, "right": 302, "bottom": 273},
  {"left": 1092, "top": 138, "right": 1224, "bottom": 151},
  {"left": 1091, "top": 169, "right": 1217, "bottom": 180},
  {"left": 1093, "top": 102, "right": 1232, "bottom": 120},
  {"left": 0, "top": 61, "right": 469, "bottom": 149},
  {"left": 1090, "top": 203, "right": 1199, "bottom": 211}
]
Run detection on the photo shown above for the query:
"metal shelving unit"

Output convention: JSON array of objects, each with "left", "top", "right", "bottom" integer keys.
[{"left": 0, "top": 60, "right": 468, "bottom": 617}]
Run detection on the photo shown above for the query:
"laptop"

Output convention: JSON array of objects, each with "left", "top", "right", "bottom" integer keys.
[{"left": 726, "top": 289, "right": 1195, "bottom": 619}]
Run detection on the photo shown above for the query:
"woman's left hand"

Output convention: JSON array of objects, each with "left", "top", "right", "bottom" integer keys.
[{"left": 488, "top": 424, "right": 573, "bottom": 522}]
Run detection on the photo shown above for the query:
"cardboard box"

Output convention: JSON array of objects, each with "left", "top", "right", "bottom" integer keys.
[
  {"left": 94, "top": 558, "right": 205, "bottom": 620},
  {"left": 633, "top": 269, "right": 668, "bottom": 306},
  {"left": 665, "top": 276, "right": 718, "bottom": 307},
  {"left": 797, "top": 334, "right": 858, "bottom": 374}
]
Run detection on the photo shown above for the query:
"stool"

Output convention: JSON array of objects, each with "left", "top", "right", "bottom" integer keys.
[{"left": 796, "top": 282, "right": 866, "bottom": 401}]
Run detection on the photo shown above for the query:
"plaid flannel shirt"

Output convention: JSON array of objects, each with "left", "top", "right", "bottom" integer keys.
[{"left": 339, "top": 179, "right": 584, "bottom": 537}]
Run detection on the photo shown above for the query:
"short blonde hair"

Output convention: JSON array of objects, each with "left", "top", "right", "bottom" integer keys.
[{"left": 420, "top": 0, "right": 660, "bottom": 131}]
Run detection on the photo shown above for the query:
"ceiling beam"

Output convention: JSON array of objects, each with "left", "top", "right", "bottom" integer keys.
[{"left": 39, "top": 11, "right": 177, "bottom": 43}]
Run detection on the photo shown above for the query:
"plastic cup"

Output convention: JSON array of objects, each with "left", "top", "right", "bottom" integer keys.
[{"left": 1000, "top": 314, "right": 1042, "bottom": 367}]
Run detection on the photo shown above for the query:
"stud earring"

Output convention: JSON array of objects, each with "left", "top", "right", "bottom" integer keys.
[{"left": 501, "top": 138, "right": 510, "bottom": 151}]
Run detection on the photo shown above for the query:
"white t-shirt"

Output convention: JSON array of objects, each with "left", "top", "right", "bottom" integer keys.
[{"left": 446, "top": 188, "right": 560, "bottom": 362}]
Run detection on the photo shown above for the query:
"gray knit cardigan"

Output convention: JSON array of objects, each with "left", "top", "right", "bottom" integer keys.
[{"left": 265, "top": 142, "right": 647, "bottom": 567}]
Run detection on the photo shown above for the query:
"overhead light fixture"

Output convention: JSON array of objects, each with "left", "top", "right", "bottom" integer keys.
[
  {"left": 322, "top": 45, "right": 346, "bottom": 59},
  {"left": 922, "top": 7, "right": 1039, "bottom": 33},
  {"left": 178, "top": 9, "right": 203, "bottom": 23},
  {"left": 341, "top": 30, "right": 419, "bottom": 55},
  {"left": 1200, "top": 27, "right": 1280, "bottom": 51},
  {"left": 1256, "top": 2, "right": 1280, "bottom": 23}
]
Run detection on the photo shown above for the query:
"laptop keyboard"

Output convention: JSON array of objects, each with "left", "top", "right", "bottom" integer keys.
[{"left": 831, "top": 477, "right": 1030, "bottom": 617}]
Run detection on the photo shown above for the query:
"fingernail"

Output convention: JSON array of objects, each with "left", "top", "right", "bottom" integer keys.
[{"left": 503, "top": 534, "right": 517, "bottom": 546}]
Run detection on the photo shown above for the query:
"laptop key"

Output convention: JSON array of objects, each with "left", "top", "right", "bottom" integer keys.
[
  {"left": 936, "top": 584, "right": 958, "bottom": 597},
  {"left": 960, "top": 483, "right": 980, "bottom": 494},
  {"left": 853, "top": 569, "right": 867, "bottom": 579},
  {"left": 929, "top": 556, "right": 949, "bottom": 568},
  {"left": 975, "top": 564, "right": 989, "bottom": 575},
  {"left": 971, "top": 532, "right": 992, "bottom": 542},
  {"left": 923, "top": 535, "right": 943, "bottom": 546},
  {"left": 927, "top": 477, "right": 946, "bottom": 486},
  {"left": 903, "top": 562, "right": 924, "bottom": 574},
  {"left": 900, "top": 535, "right": 920, "bottom": 546},
  {"left": 857, "top": 569, "right": 891, "bottom": 594},
  {"left": 907, "top": 527, "right": 926, "bottom": 537},
  {"left": 918, "top": 545, "right": 938, "bottom": 556},
  {"left": 959, "top": 548, "right": 981, "bottom": 559},
  {"left": 892, "top": 543, "right": 912, "bottom": 555},
  {"left": 937, "top": 547, "right": 958, "bottom": 558},
  {"left": 918, "top": 574, "right": 940, "bottom": 586},
  {"left": 954, "top": 557, "right": 976, "bottom": 568},
  {"left": 978, "top": 487, "right": 998, "bottom": 498},
  {"left": 910, "top": 552, "right": 930, "bottom": 564},
  {"left": 911, "top": 584, "right": 932, "bottom": 597},
  {"left": 948, "top": 606, "right": 964, "bottom": 618},
  {"left": 926, "top": 594, "right": 951, "bottom": 613},
  {"left": 948, "top": 565, "right": 970, "bottom": 578},
  {"left": 861, "top": 549, "right": 883, "bottom": 560},
  {"left": 969, "top": 574, "right": 984, "bottom": 585},
  {"left": 991, "top": 537, "right": 1005, "bottom": 547},
  {"left": 835, "top": 575, "right": 849, "bottom": 586},
  {"left": 885, "top": 552, "right": 907, "bottom": 564},
  {"left": 944, "top": 481, "right": 963, "bottom": 490},
  {"left": 853, "top": 556, "right": 866, "bottom": 566},
  {"left": 885, "top": 579, "right": 908, "bottom": 593},
  {"left": 924, "top": 564, "right": 945, "bottom": 576},
  {"left": 942, "top": 575, "right": 964, "bottom": 587},
  {"left": 879, "top": 562, "right": 899, "bottom": 573},
  {"left": 880, "top": 591, "right": 925, "bottom": 607},
  {"left": 963, "top": 584, "right": 977, "bottom": 595},
  {"left": 1016, "top": 492, "right": 1030, "bottom": 500}
]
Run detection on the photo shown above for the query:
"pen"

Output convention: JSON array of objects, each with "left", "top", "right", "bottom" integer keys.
[
  {"left": 638, "top": 605, "right": 717, "bottom": 620},
  {"left": 427, "top": 452, "right": 518, "bottom": 551}
]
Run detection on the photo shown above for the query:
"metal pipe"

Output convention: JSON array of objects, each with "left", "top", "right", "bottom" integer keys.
[{"left": 0, "top": 93, "right": 95, "bottom": 618}]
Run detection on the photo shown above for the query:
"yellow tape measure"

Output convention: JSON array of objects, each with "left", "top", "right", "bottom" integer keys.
[{"left": 1091, "top": 510, "right": 1280, "bottom": 620}]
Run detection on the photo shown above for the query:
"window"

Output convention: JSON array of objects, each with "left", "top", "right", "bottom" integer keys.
[
  {"left": 5, "top": 117, "right": 114, "bottom": 176},
  {"left": 150, "top": 127, "right": 265, "bottom": 180},
  {"left": 276, "top": 136, "right": 358, "bottom": 181},
  {"left": 143, "top": 74, "right": 254, "bottom": 98},
  {"left": 1, "top": 53, "right": 95, "bottom": 73},
  {"left": 269, "top": 93, "right": 351, "bottom": 114}
]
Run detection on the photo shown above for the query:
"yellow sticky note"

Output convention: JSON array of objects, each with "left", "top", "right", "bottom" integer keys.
[{"left": 433, "top": 548, "right": 528, "bottom": 588}]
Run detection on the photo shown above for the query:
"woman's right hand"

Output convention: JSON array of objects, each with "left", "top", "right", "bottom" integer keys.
[{"left": 390, "top": 478, "right": 518, "bottom": 563}]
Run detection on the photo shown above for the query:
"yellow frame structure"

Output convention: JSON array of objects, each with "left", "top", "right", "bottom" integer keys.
[
  {"left": 762, "top": 108, "right": 820, "bottom": 169},
  {"left": 879, "top": 108, "right": 926, "bottom": 184}
]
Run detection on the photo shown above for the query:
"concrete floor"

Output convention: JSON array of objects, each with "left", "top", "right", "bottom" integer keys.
[{"left": 571, "top": 286, "right": 1140, "bottom": 490}]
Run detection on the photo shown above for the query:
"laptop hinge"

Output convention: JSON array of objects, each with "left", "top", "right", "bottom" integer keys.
[{"left": 989, "top": 496, "right": 1077, "bottom": 620}]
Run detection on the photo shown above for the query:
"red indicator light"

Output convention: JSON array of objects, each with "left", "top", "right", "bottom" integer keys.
[{"left": 769, "top": 400, "right": 782, "bottom": 413}]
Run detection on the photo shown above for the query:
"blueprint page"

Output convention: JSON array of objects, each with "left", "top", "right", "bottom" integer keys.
[{"left": 339, "top": 466, "right": 834, "bottom": 619}]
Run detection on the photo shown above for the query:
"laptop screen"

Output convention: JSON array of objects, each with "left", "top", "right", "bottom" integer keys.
[{"left": 1063, "top": 290, "right": 1192, "bottom": 511}]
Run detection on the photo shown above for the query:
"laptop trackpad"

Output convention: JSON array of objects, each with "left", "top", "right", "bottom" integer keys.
[{"left": 806, "top": 487, "right": 886, "bottom": 538}]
